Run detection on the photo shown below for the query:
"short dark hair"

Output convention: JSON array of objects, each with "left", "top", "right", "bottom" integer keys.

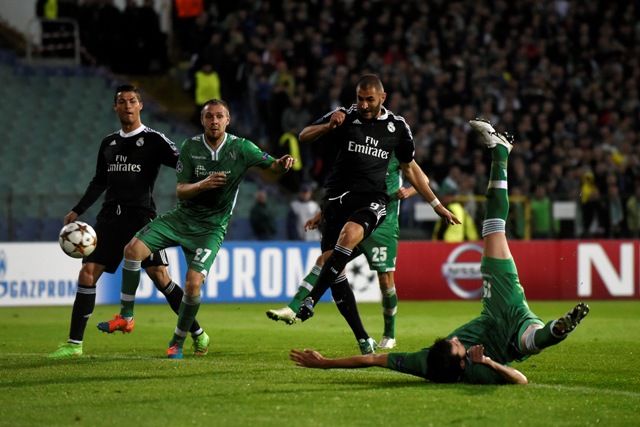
[
  {"left": 426, "top": 338, "right": 464, "bottom": 383},
  {"left": 114, "top": 84, "right": 142, "bottom": 105},
  {"left": 356, "top": 74, "right": 384, "bottom": 92},
  {"left": 201, "top": 98, "right": 230, "bottom": 115}
]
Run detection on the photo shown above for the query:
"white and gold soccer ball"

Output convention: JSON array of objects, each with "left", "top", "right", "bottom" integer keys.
[{"left": 59, "top": 221, "right": 97, "bottom": 259}]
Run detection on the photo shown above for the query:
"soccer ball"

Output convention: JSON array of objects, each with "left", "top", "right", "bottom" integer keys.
[{"left": 59, "top": 221, "right": 97, "bottom": 259}]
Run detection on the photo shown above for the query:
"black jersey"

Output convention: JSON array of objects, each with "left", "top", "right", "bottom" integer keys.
[
  {"left": 314, "top": 105, "right": 415, "bottom": 198},
  {"left": 73, "top": 125, "right": 179, "bottom": 217}
]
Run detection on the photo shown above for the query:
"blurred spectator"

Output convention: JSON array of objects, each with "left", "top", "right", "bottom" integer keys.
[
  {"left": 281, "top": 95, "right": 311, "bottom": 138},
  {"left": 138, "top": 0, "right": 169, "bottom": 73},
  {"left": 280, "top": 95, "right": 312, "bottom": 186},
  {"left": 250, "top": 189, "right": 277, "bottom": 241},
  {"left": 605, "top": 180, "right": 624, "bottom": 238},
  {"left": 626, "top": 185, "right": 640, "bottom": 239},
  {"left": 508, "top": 187, "right": 526, "bottom": 240},
  {"left": 96, "top": 0, "right": 122, "bottom": 68},
  {"left": 172, "top": 0, "right": 205, "bottom": 58},
  {"left": 432, "top": 190, "right": 478, "bottom": 242},
  {"left": 192, "top": 63, "right": 221, "bottom": 125},
  {"left": 579, "top": 171, "right": 607, "bottom": 238},
  {"left": 120, "top": 0, "right": 142, "bottom": 73},
  {"left": 36, "top": 0, "right": 78, "bottom": 59},
  {"left": 277, "top": 130, "right": 304, "bottom": 193},
  {"left": 287, "top": 183, "right": 321, "bottom": 241},
  {"left": 76, "top": 0, "right": 99, "bottom": 65},
  {"left": 530, "top": 185, "right": 553, "bottom": 239},
  {"left": 54, "top": 0, "right": 640, "bottom": 240},
  {"left": 35, "top": 0, "right": 59, "bottom": 57}
]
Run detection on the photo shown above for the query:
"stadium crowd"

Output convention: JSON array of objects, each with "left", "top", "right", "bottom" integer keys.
[{"left": 56, "top": 0, "right": 640, "bottom": 239}]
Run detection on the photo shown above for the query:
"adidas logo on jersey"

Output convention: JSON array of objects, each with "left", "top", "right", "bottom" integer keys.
[
  {"left": 352, "top": 119, "right": 362, "bottom": 124},
  {"left": 110, "top": 140, "right": 117, "bottom": 145}
]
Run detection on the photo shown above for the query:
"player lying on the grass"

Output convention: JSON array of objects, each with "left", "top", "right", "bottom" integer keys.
[{"left": 289, "top": 119, "right": 590, "bottom": 385}]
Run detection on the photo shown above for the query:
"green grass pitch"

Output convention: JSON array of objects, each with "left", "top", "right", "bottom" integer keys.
[{"left": 1, "top": 301, "right": 638, "bottom": 426}]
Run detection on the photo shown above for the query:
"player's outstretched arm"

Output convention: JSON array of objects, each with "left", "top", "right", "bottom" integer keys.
[
  {"left": 400, "top": 160, "right": 461, "bottom": 225},
  {"left": 290, "top": 349, "right": 389, "bottom": 370},
  {"left": 268, "top": 154, "right": 296, "bottom": 175},
  {"left": 467, "top": 345, "right": 528, "bottom": 385}
]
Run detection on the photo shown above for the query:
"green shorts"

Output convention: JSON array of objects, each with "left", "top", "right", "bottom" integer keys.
[
  {"left": 480, "top": 256, "right": 544, "bottom": 355},
  {"left": 136, "top": 208, "right": 227, "bottom": 277},
  {"left": 357, "top": 217, "right": 399, "bottom": 273}
]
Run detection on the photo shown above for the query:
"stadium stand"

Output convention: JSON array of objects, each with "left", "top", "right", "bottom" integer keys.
[
  {"left": 0, "top": 51, "right": 281, "bottom": 241},
  {"left": 2, "top": 0, "right": 639, "bottom": 241}
]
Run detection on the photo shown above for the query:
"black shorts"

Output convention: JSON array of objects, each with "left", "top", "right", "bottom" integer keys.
[
  {"left": 84, "top": 206, "right": 169, "bottom": 274},
  {"left": 320, "top": 191, "right": 387, "bottom": 253}
]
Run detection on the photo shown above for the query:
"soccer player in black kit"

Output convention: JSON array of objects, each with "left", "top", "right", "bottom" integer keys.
[
  {"left": 294, "top": 74, "right": 460, "bottom": 354},
  {"left": 48, "top": 85, "right": 209, "bottom": 358}
]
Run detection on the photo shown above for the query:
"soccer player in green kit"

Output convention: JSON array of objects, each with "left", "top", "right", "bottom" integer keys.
[
  {"left": 267, "top": 154, "right": 416, "bottom": 350},
  {"left": 98, "top": 98, "right": 295, "bottom": 358},
  {"left": 289, "top": 119, "right": 589, "bottom": 384}
]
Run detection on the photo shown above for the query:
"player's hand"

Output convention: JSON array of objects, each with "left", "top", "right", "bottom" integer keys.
[
  {"left": 290, "top": 349, "right": 326, "bottom": 368},
  {"left": 304, "top": 211, "right": 322, "bottom": 231},
  {"left": 396, "top": 187, "right": 413, "bottom": 200},
  {"left": 199, "top": 172, "right": 227, "bottom": 190},
  {"left": 329, "top": 111, "right": 346, "bottom": 129},
  {"left": 63, "top": 211, "right": 78, "bottom": 225},
  {"left": 467, "top": 345, "right": 491, "bottom": 365},
  {"left": 435, "top": 204, "right": 462, "bottom": 225},
  {"left": 277, "top": 155, "right": 296, "bottom": 172}
]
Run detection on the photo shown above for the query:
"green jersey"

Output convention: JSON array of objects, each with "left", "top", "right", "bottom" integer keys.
[
  {"left": 136, "top": 132, "right": 276, "bottom": 275},
  {"left": 383, "top": 154, "right": 402, "bottom": 226},
  {"left": 176, "top": 133, "right": 276, "bottom": 223},
  {"left": 387, "top": 348, "right": 430, "bottom": 379},
  {"left": 387, "top": 257, "right": 544, "bottom": 384}
]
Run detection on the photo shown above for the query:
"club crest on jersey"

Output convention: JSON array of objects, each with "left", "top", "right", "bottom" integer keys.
[
  {"left": 387, "top": 122, "right": 395, "bottom": 133},
  {"left": 136, "top": 137, "right": 144, "bottom": 147}
]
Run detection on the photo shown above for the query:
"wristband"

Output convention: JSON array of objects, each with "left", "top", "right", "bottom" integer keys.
[{"left": 430, "top": 198, "right": 441, "bottom": 208}]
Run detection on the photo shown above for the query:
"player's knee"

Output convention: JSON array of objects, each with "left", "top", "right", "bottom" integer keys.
[
  {"left": 340, "top": 220, "right": 368, "bottom": 246},
  {"left": 184, "top": 273, "right": 206, "bottom": 296},
  {"left": 124, "top": 238, "right": 148, "bottom": 260},
  {"left": 184, "top": 282, "right": 203, "bottom": 296},
  {"left": 377, "top": 272, "right": 393, "bottom": 290}
]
